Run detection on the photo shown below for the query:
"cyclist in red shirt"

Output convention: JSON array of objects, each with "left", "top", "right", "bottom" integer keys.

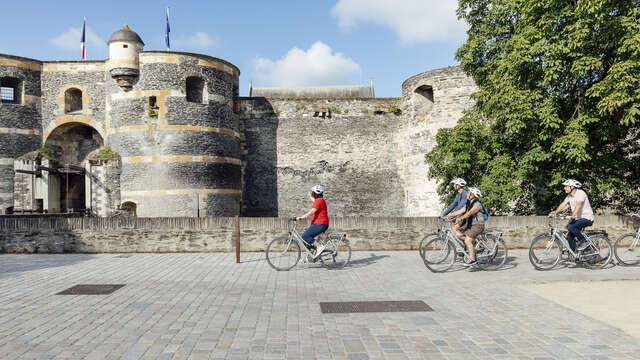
[{"left": 297, "top": 185, "right": 329, "bottom": 258}]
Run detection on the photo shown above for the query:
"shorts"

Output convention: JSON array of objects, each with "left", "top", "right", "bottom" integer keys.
[{"left": 463, "top": 224, "right": 485, "bottom": 240}]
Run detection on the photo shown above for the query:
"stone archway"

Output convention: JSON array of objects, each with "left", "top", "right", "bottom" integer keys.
[
  {"left": 120, "top": 201, "right": 137, "bottom": 217},
  {"left": 45, "top": 122, "right": 104, "bottom": 166},
  {"left": 45, "top": 122, "right": 104, "bottom": 212}
]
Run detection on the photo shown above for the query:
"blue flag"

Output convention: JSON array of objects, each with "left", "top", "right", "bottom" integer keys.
[{"left": 165, "top": 7, "right": 170, "bottom": 49}]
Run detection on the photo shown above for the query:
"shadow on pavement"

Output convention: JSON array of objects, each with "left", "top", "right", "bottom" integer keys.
[
  {"left": 347, "top": 253, "right": 390, "bottom": 268},
  {"left": 0, "top": 254, "right": 97, "bottom": 278},
  {"left": 437, "top": 255, "right": 520, "bottom": 273}
]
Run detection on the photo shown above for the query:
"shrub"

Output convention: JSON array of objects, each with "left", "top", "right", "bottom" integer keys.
[{"left": 92, "top": 146, "right": 121, "bottom": 159}]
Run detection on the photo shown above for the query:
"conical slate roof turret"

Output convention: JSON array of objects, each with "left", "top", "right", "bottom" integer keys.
[{"left": 107, "top": 25, "right": 144, "bottom": 46}]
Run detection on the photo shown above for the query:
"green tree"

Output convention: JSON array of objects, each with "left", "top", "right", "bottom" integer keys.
[{"left": 426, "top": 0, "right": 640, "bottom": 214}]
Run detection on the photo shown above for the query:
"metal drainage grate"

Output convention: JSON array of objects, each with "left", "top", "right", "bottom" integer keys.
[
  {"left": 56, "top": 284, "right": 125, "bottom": 295},
  {"left": 320, "top": 300, "right": 433, "bottom": 314}
]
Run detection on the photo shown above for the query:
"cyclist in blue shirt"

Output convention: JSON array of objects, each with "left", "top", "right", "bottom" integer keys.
[{"left": 442, "top": 178, "right": 468, "bottom": 217}]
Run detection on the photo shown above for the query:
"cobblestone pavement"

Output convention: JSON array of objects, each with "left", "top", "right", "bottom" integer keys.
[{"left": 1, "top": 250, "right": 639, "bottom": 359}]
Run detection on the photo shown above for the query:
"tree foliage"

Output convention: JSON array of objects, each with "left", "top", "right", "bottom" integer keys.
[{"left": 426, "top": 0, "right": 640, "bottom": 214}]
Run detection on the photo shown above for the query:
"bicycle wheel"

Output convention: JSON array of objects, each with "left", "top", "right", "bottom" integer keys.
[
  {"left": 476, "top": 235, "right": 508, "bottom": 271},
  {"left": 418, "top": 233, "right": 439, "bottom": 258},
  {"left": 266, "top": 236, "right": 301, "bottom": 271},
  {"left": 614, "top": 232, "right": 640, "bottom": 266},
  {"left": 319, "top": 238, "right": 351, "bottom": 269},
  {"left": 581, "top": 234, "right": 612, "bottom": 269},
  {"left": 422, "top": 237, "right": 456, "bottom": 272},
  {"left": 529, "top": 234, "right": 561, "bottom": 270}
]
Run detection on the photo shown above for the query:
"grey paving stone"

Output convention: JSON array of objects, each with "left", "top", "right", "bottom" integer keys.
[
  {"left": 120, "top": 346, "right": 149, "bottom": 360},
  {"left": 0, "top": 251, "right": 638, "bottom": 359}
]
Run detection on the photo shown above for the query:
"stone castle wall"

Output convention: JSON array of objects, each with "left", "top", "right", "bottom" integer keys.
[
  {"left": 107, "top": 52, "right": 242, "bottom": 217},
  {"left": 239, "top": 66, "right": 478, "bottom": 217},
  {"left": 0, "top": 55, "right": 43, "bottom": 213},
  {"left": 398, "top": 67, "right": 479, "bottom": 216},
  {"left": 2, "top": 45, "right": 476, "bottom": 218},
  {"left": 41, "top": 61, "right": 107, "bottom": 145},
  {"left": 240, "top": 97, "right": 404, "bottom": 217}
]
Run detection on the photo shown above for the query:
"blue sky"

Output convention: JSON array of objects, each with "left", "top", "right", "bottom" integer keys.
[{"left": 1, "top": 1, "right": 468, "bottom": 97}]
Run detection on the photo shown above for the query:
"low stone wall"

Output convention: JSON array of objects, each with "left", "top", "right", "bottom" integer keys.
[{"left": 0, "top": 216, "right": 637, "bottom": 253}]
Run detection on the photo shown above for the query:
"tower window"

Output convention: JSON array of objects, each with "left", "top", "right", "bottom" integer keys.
[
  {"left": 186, "top": 76, "right": 205, "bottom": 103},
  {"left": 415, "top": 85, "right": 434, "bottom": 103},
  {"left": 149, "top": 96, "right": 157, "bottom": 108},
  {"left": 0, "top": 77, "right": 22, "bottom": 104},
  {"left": 65, "top": 88, "right": 83, "bottom": 113},
  {"left": 0, "top": 87, "right": 14, "bottom": 102},
  {"left": 123, "top": 44, "right": 128, "bottom": 48}
]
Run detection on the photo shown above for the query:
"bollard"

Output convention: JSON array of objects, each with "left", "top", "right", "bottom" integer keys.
[{"left": 235, "top": 215, "right": 240, "bottom": 263}]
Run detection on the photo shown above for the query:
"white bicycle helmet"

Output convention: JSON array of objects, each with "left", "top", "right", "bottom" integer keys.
[
  {"left": 562, "top": 179, "right": 582, "bottom": 188},
  {"left": 450, "top": 178, "right": 467, "bottom": 187},
  {"left": 468, "top": 187, "right": 483, "bottom": 198},
  {"left": 311, "top": 185, "right": 324, "bottom": 194}
]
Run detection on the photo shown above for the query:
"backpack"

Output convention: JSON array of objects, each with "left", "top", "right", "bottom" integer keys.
[
  {"left": 472, "top": 201, "right": 490, "bottom": 222},
  {"left": 482, "top": 205, "right": 489, "bottom": 221}
]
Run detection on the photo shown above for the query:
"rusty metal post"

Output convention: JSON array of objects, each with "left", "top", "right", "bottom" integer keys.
[
  {"left": 65, "top": 168, "right": 69, "bottom": 213},
  {"left": 235, "top": 215, "right": 240, "bottom": 263}
]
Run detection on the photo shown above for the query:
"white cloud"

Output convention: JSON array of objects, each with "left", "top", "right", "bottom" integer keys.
[
  {"left": 252, "top": 41, "right": 361, "bottom": 87},
  {"left": 172, "top": 32, "right": 218, "bottom": 50},
  {"left": 51, "top": 27, "right": 105, "bottom": 51},
  {"left": 331, "top": 0, "right": 467, "bottom": 44}
]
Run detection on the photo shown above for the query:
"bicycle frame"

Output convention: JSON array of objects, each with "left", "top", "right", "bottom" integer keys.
[
  {"left": 437, "top": 218, "right": 501, "bottom": 262},
  {"left": 546, "top": 215, "right": 595, "bottom": 258},
  {"left": 286, "top": 220, "right": 321, "bottom": 258}
]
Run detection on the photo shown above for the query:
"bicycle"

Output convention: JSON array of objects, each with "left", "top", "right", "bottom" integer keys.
[
  {"left": 421, "top": 218, "right": 507, "bottom": 272},
  {"left": 265, "top": 217, "right": 351, "bottom": 271},
  {"left": 613, "top": 212, "right": 640, "bottom": 266},
  {"left": 418, "top": 226, "right": 441, "bottom": 259},
  {"left": 529, "top": 214, "right": 612, "bottom": 270}
]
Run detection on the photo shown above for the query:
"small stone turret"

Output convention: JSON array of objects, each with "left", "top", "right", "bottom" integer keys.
[{"left": 107, "top": 25, "right": 144, "bottom": 91}]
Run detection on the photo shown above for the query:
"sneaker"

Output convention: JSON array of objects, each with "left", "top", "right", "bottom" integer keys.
[
  {"left": 577, "top": 241, "right": 589, "bottom": 251},
  {"left": 463, "top": 259, "right": 477, "bottom": 267},
  {"left": 313, "top": 244, "right": 326, "bottom": 259}
]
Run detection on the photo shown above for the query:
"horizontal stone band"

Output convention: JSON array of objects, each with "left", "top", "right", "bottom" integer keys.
[
  {"left": 121, "top": 189, "right": 241, "bottom": 197},
  {"left": 0, "top": 158, "right": 14, "bottom": 165},
  {"left": 0, "top": 192, "right": 13, "bottom": 200},
  {"left": 44, "top": 63, "right": 105, "bottom": 72},
  {"left": 122, "top": 155, "right": 241, "bottom": 166},
  {"left": 110, "top": 125, "right": 241, "bottom": 138},
  {"left": 0, "top": 58, "right": 41, "bottom": 71},
  {"left": 0, "top": 128, "right": 41, "bottom": 136}
]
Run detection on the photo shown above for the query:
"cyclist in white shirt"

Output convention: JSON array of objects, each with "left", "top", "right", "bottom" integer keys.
[{"left": 549, "top": 179, "right": 595, "bottom": 252}]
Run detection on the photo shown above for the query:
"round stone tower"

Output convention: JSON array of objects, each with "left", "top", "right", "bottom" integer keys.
[
  {"left": 107, "top": 25, "right": 144, "bottom": 91},
  {"left": 105, "top": 28, "right": 242, "bottom": 217},
  {"left": 0, "top": 54, "right": 43, "bottom": 213}
]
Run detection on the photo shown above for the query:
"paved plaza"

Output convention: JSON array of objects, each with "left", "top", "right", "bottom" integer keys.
[{"left": 1, "top": 250, "right": 639, "bottom": 359}]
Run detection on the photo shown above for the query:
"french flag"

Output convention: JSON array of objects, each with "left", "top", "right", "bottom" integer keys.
[{"left": 81, "top": 17, "right": 86, "bottom": 60}]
